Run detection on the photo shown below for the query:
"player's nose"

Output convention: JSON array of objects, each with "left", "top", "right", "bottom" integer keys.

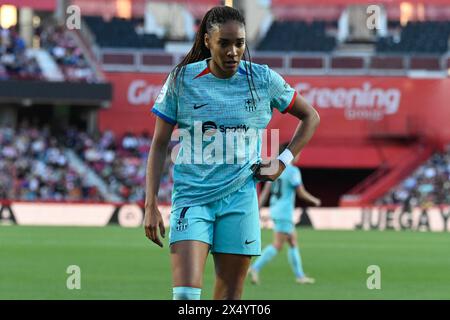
[{"left": 227, "top": 46, "right": 238, "bottom": 57}]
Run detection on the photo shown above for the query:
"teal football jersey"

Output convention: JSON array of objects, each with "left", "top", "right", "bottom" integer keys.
[
  {"left": 152, "top": 58, "right": 297, "bottom": 211},
  {"left": 269, "top": 165, "right": 303, "bottom": 220}
]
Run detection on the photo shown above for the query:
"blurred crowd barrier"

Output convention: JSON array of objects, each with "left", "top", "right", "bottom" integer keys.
[{"left": 1, "top": 202, "right": 449, "bottom": 232}]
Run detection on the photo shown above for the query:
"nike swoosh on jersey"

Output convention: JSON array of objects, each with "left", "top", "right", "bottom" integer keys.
[
  {"left": 193, "top": 103, "right": 208, "bottom": 109},
  {"left": 245, "top": 239, "right": 256, "bottom": 245}
]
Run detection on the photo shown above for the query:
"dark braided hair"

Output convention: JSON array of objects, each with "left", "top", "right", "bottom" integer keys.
[{"left": 168, "top": 6, "right": 259, "bottom": 104}]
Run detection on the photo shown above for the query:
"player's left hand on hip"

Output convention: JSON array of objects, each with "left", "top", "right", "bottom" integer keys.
[{"left": 252, "top": 159, "right": 285, "bottom": 182}]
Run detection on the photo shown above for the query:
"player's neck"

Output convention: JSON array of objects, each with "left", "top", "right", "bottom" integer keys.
[{"left": 208, "top": 59, "right": 237, "bottom": 79}]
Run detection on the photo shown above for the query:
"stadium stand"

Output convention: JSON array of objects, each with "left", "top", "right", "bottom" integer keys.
[
  {"left": 0, "top": 124, "right": 102, "bottom": 201},
  {"left": 39, "top": 24, "right": 97, "bottom": 82},
  {"left": 1, "top": 1, "right": 450, "bottom": 208},
  {"left": 257, "top": 20, "right": 336, "bottom": 52},
  {"left": 0, "top": 27, "right": 44, "bottom": 80},
  {"left": 1, "top": 22, "right": 100, "bottom": 83},
  {"left": 376, "top": 21, "right": 450, "bottom": 53},
  {"left": 378, "top": 145, "right": 450, "bottom": 207},
  {"left": 0, "top": 123, "right": 174, "bottom": 203},
  {"left": 84, "top": 16, "right": 165, "bottom": 48},
  {"left": 64, "top": 128, "right": 174, "bottom": 203}
]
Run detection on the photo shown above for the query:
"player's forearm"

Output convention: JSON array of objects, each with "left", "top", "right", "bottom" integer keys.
[
  {"left": 145, "top": 142, "right": 168, "bottom": 207},
  {"left": 302, "top": 194, "right": 319, "bottom": 206},
  {"left": 287, "top": 111, "right": 320, "bottom": 157},
  {"left": 298, "top": 189, "right": 320, "bottom": 206}
]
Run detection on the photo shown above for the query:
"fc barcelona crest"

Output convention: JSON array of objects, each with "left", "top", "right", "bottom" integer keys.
[
  {"left": 245, "top": 98, "right": 256, "bottom": 112},
  {"left": 176, "top": 218, "right": 188, "bottom": 232}
]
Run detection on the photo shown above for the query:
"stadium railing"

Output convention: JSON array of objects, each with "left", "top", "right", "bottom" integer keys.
[
  {"left": 97, "top": 48, "right": 450, "bottom": 76},
  {"left": 340, "top": 140, "right": 436, "bottom": 206}
]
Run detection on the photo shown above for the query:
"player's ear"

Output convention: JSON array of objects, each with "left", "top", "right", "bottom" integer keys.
[{"left": 204, "top": 33, "right": 210, "bottom": 50}]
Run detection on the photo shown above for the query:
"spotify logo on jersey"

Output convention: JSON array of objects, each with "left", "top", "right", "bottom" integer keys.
[{"left": 202, "top": 121, "right": 217, "bottom": 134}]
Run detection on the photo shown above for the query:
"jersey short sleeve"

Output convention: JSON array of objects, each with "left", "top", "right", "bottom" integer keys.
[
  {"left": 151, "top": 75, "right": 177, "bottom": 125},
  {"left": 268, "top": 68, "right": 297, "bottom": 114},
  {"left": 289, "top": 166, "right": 303, "bottom": 188}
]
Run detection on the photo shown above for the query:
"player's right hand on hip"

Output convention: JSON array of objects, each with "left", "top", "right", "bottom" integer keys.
[{"left": 144, "top": 203, "right": 166, "bottom": 248}]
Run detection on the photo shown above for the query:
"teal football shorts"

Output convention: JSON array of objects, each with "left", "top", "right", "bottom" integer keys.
[
  {"left": 273, "top": 219, "right": 295, "bottom": 234},
  {"left": 169, "top": 176, "right": 261, "bottom": 256}
]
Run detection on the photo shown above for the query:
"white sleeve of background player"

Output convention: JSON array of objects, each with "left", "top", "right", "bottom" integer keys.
[
  {"left": 290, "top": 167, "right": 303, "bottom": 187},
  {"left": 267, "top": 67, "right": 297, "bottom": 114},
  {"left": 151, "top": 74, "right": 178, "bottom": 125}
]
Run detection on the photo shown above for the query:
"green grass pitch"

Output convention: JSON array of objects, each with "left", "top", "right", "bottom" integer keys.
[{"left": 1, "top": 225, "right": 449, "bottom": 299}]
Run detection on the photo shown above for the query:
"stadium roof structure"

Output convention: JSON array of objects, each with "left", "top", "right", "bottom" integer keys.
[
  {"left": 0, "top": 0, "right": 221, "bottom": 12},
  {"left": 273, "top": 0, "right": 450, "bottom": 5},
  {"left": 0, "top": 80, "right": 112, "bottom": 106},
  {"left": 155, "top": 0, "right": 219, "bottom": 3},
  {"left": 0, "top": 0, "right": 56, "bottom": 11}
]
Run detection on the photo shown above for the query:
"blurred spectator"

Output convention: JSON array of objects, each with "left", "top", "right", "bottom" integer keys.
[
  {"left": 0, "top": 27, "right": 44, "bottom": 81},
  {"left": 0, "top": 123, "right": 102, "bottom": 201},
  {"left": 66, "top": 127, "right": 173, "bottom": 203},
  {"left": 0, "top": 64, "right": 8, "bottom": 80},
  {"left": 40, "top": 25, "right": 96, "bottom": 82},
  {"left": 1, "top": 123, "right": 173, "bottom": 203}
]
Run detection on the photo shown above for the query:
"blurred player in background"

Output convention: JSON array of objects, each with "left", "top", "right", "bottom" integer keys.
[
  {"left": 144, "top": 6, "right": 320, "bottom": 300},
  {"left": 249, "top": 143, "right": 321, "bottom": 285}
]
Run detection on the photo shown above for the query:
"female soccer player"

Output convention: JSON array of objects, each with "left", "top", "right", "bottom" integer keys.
[
  {"left": 249, "top": 143, "right": 321, "bottom": 285},
  {"left": 144, "top": 6, "right": 320, "bottom": 300}
]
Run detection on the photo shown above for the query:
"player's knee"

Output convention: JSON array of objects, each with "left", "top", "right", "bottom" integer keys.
[{"left": 287, "top": 236, "right": 296, "bottom": 246}]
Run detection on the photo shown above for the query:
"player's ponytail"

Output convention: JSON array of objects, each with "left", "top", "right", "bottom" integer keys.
[
  {"left": 168, "top": 6, "right": 259, "bottom": 103},
  {"left": 177, "top": 8, "right": 213, "bottom": 69}
]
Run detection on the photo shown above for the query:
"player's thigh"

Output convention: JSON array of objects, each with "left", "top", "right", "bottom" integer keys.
[
  {"left": 170, "top": 240, "right": 210, "bottom": 288},
  {"left": 212, "top": 178, "right": 260, "bottom": 256},
  {"left": 169, "top": 205, "right": 214, "bottom": 246},
  {"left": 274, "top": 231, "right": 289, "bottom": 250},
  {"left": 169, "top": 205, "right": 215, "bottom": 287},
  {"left": 273, "top": 219, "right": 294, "bottom": 248}
]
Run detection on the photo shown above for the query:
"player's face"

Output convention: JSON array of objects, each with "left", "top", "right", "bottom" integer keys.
[{"left": 205, "top": 20, "right": 246, "bottom": 78}]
